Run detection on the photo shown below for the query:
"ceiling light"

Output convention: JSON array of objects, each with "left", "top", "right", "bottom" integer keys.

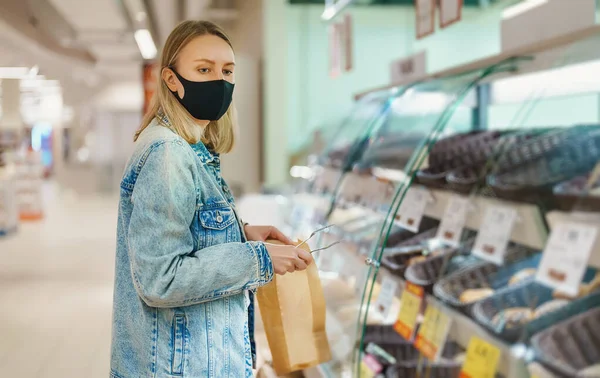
[
  {"left": 134, "top": 29, "right": 157, "bottom": 60},
  {"left": 502, "top": 0, "right": 548, "bottom": 20}
]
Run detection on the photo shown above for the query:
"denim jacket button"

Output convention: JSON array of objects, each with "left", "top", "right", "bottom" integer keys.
[{"left": 216, "top": 215, "right": 223, "bottom": 223}]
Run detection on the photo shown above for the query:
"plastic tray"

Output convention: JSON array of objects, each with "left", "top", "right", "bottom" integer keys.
[
  {"left": 362, "top": 325, "right": 408, "bottom": 346},
  {"left": 433, "top": 247, "right": 540, "bottom": 314},
  {"left": 362, "top": 325, "right": 463, "bottom": 378},
  {"left": 384, "top": 342, "right": 463, "bottom": 378},
  {"left": 415, "top": 131, "right": 503, "bottom": 188},
  {"left": 531, "top": 307, "right": 600, "bottom": 378},
  {"left": 384, "top": 217, "right": 439, "bottom": 248},
  {"left": 473, "top": 270, "right": 600, "bottom": 343},
  {"left": 382, "top": 227, "right": 439, "bottom": 277},
  {"left": 553, "top": 174, "right": 600, "bottom": 212},
  {"left": 445, "top": 165, "right": 486, "bottom": 194},
  {"left": 488, "top": 125, "right": 600, "bottom": 202},
  {"left": 403, "top": 238, "right": 477, "bottom": 292}
]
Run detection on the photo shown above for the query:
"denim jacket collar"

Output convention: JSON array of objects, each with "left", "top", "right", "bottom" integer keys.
[{"left": 156, "top": 109, "right": 218, "bottom": 165}]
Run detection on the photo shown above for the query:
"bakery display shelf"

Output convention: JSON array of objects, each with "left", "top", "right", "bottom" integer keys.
[
  {"left": 546, "top": 210, "right": 600, "bottom": 269},
  {"left": 379, "top": 271, "right": 531, "bottom": 378},
  {"left": 331, "top": 171, "right": 550, "bottom": 252},
  {"left": 340, "top": 183, "right": 549, "bottom": 251},
  {"left": 422, "top": 187, "right": 548, "bottom": 250}
]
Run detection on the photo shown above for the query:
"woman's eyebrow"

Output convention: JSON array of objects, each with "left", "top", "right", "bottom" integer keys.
[
  {"left": 194, "top": 58, "right": 235, "bottom": 67},
  {"left": 194, "top": 58, "right": 216, "bottom": 64}
]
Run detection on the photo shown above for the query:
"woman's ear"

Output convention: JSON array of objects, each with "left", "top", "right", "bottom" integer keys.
[{"left": 162, "top": 67, "right": 179, "bottom": 92}]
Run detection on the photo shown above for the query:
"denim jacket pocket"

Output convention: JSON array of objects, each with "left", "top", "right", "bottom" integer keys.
[
  {"left": 171, "top": 314, "right": 187, "bottom": 376},
  {"left": 199, "top": 207, "right": 235, "bottom": 230},
  {"left": 196, "top": 201, "right": 237, "bottom": 248}
]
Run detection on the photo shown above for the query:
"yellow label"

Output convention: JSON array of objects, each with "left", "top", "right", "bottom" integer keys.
[
  {"left": 415, "top": 304, "right": 451, "bottom": 360},
  {"left": 360, "top": 361, "right": 375, "bottom": 378},
  {"left": 460, "top": 337, "right": 501, "bottom": 378},
  {"left": 393, "top": 282, "right": 423, "bottom": 340}
]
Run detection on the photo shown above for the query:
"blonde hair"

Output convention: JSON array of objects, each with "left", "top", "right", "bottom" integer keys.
[{"left": 135, "top": 20, "right": 237, "bottom": 154}]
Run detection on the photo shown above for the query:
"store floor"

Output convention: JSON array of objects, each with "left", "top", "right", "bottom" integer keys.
[{"left": 0, "top": 183, "right": 118, "bottom": 377}]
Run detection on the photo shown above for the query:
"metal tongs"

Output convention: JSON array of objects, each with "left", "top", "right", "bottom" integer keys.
[{"left": 296, "top": 224, "right": 342, "bottom": 254}]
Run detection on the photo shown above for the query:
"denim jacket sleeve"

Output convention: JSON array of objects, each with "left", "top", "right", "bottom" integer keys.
[{"left": 127, "top": 140, "right": 274, "bottom": 308}]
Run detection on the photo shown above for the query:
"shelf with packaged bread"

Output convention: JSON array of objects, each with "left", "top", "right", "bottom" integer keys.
[
  {"left": 309, "top": 24, "right": 600, "bottom": 378},
  {"left": 364, "top": 260, "right": 530, "bottom": 378}
]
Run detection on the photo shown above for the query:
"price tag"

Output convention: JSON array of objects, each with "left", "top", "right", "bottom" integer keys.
[
  {"left": 395, "top": 187, "right": 430, "bottom": 232},
  {"left": 536, "top": 222, "right": 598, "bottom": 297},
  {"left": 472, "top": 206, "right": 518, "bottom": 265},
  {"left": 360, "top": 354, "right": 382, "bottom": 378},
  {"left": 459, "top": 337, "right": 501, "bottom": 378},
  {"left": 436, "top": 196, "right": 469, "bottom": 247},
  {"left": 393, "top": 282, "right": 424, "bottom": 340},
  {"left": 374, "top": 276, "right": 399, "bottom": 318},
  {"left": 415, "top": 303, "right": 452, "bottom": 360}
]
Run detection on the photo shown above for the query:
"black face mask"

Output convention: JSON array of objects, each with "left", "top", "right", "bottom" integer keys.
[{"left": 169, "top": 68, "right": 234, "bottom": 121}]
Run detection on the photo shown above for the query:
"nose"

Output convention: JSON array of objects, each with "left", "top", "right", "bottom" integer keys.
[{"left": 216, "top": 70, "right": 224, "bottom": 80}]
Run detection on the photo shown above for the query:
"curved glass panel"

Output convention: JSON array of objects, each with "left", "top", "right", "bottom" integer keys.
[
  {"left": 301, "top": 59, "right": 521, "bottom": 378},
  {"left": 352, "top": 32, "right": 600, "bottom": 378}
]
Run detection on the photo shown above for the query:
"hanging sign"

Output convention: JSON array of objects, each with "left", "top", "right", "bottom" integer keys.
[
  {"left": 472, "top": 206, "right": 518, "bottom": 265},
  {"left": 439, "top": 0, "right": 463, "bottom": 29},
  {"left": 390, "top": 51, "right": 427, "bottom": 84},
  {"left": 415, "top": 0, "right": 436, "bottom": 39},
  {"left": 536, "top": 222, "right": 597, "bottom": 297},
  {"left": 374, "top": 276, "right": 399, "bottom": 318},
  {"left": 343, "top": 14, "right": 353, "bottom": 72},
  {"left": 395, "top": 187, "right": 431, "bottom": 233},
  {"left": 328, "top": 23, "right": 342, "bottom": 78},
  {"left": 460, "top": 337, "right": 501, "bottom": 378},
  {"left": 393, "top": 282, "right": 424, "bottom": 340},
  {"left": 415, "top": 303, "right": 452, "bottom": 360},
  {"left": 436, "top": 195, "right": 470, "bottom": 247}
]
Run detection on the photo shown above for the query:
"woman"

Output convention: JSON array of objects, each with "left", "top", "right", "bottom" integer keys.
[{"left": 110, "top": 20, "right": 312, "bottom": 378}]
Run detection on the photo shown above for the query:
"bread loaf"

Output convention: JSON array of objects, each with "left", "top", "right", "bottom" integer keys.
[{"left": 459, "top": 288, "right": 494, "bottom": 304}]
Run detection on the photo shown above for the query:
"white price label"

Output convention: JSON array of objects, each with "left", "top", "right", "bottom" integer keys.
[
  {"left": 536, "top": 222, "right": 597, "bottom": 297},
  {"left": 374, "top": 276, "right": 399, "bottom": 318},
  {"left": 395, "top": 187, "right": 430, "bottom": 232},
  {"left": 436, "top": 196, "right": 469, "bottom": 247},
  {"left": 472, "top": 206, "right": 518, "bottom": 265}
]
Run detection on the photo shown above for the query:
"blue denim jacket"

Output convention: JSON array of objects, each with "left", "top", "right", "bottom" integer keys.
[{"left": 110, "top": 116, "right": 274, "bottom": 378}]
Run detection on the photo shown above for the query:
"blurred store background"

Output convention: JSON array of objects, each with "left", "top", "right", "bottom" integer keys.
[{"left": 3, "top": 0, "right": 600, "bottom": 377}]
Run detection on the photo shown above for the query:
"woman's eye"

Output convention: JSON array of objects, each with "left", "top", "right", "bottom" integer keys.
[
  {"left": 198, "top": 68, "right": 210, "bottom": 73},
  {"left": 223, "top": 70, "right": 233, "bottom": 76}
]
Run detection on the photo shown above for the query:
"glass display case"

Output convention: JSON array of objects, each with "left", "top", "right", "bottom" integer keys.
[
  {"left": 346, "top": 31, "right": 600, "bottom": 378},
  {"left": 295, "top": 59, "right": 527, "bottom": 378},
  {"left": 283, "top": 29, "right": 600, "bottom": 378},
  {"left": 283, "top": 90, "right": 392, "bottom": 237}
]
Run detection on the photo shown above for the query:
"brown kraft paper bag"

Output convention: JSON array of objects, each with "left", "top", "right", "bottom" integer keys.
[{"left": 256, "top": 240, "right": 332, "bottom": 375}]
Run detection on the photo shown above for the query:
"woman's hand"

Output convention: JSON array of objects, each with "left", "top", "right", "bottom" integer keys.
[
  {"left": 244, "top": 225, "right": 294, "bottom": 245},
  {"left": 264, "top": 243, "right": 314, "bottom": 275}
]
